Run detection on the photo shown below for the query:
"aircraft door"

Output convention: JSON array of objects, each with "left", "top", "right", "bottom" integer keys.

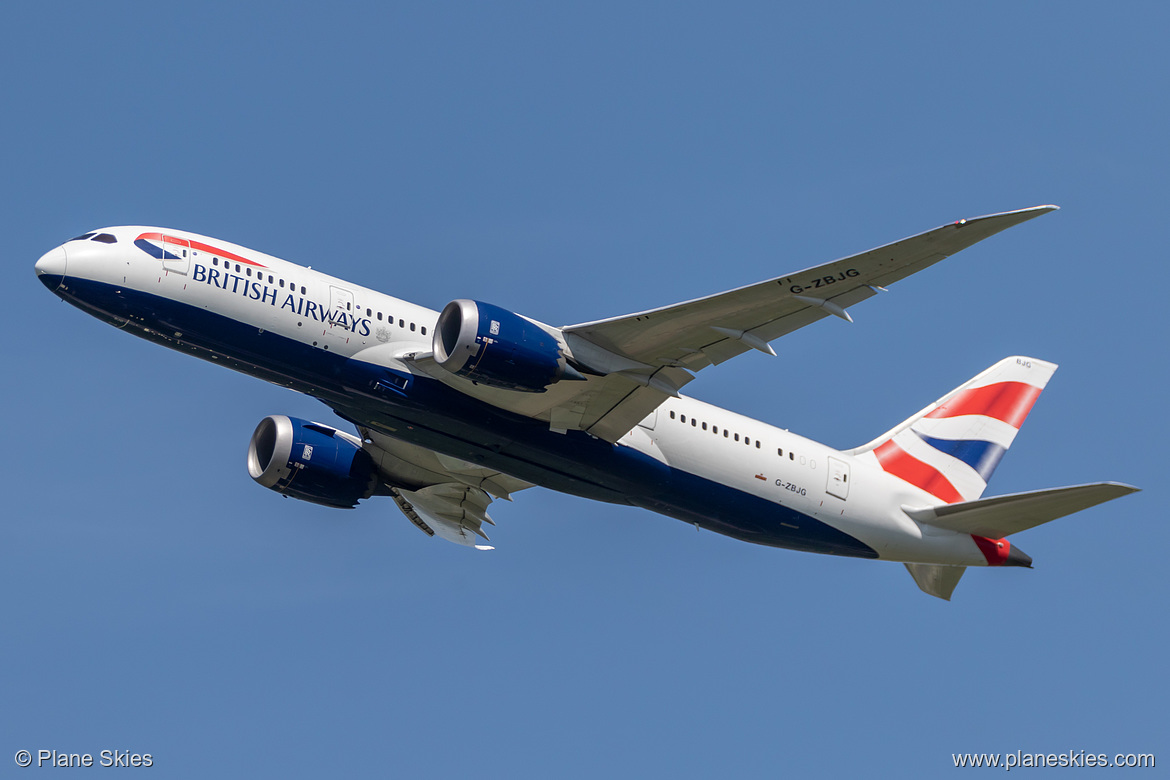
[
  {"left": 163, "top": 236, "right": 190, "bottom": 275},
  {"left": 327, "top": 285, "right": 356, "bottom": 336},
  {"left": 826, "top": 456, "right": 850, "bottom": 500}
]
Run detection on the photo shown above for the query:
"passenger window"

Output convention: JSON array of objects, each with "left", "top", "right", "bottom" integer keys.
[
  {"left": 410, "top": 322, "right": 415, "bottom": 332},
  {"left": 691, "top": 419, "right": 697, "bottom": 427},
  {"left": 366, "top": 308, "right": 372, "bottom": 317},
  {"left": 680, "top": 415, "right": 686, "bottom": 423},
  {"left": 723, "top": 430, "right": 729, "bottom": 438},
  {"left": 702, "top": 422, "right": 707, "bottom": 431},
  {"left": 399, "top": 318, "right": 405, "bottom": 327},
  {"left": 268, "top": 275, "right": 274, "bottom": 283},
  {"left": 279, "top": 279, "right": 284, "bottom": 287},
  {"left": 421, "top": 326, "right": 427, "bottom": 335},
  {"left": 734, "top": 434, "right": 740, "bottom": 442},
  {"left": 755, "top": 441, "right": 760, "bottom": 449},
  {"left": 246, "top": 268, "right": 252, "bottom": 276},
  {"left": 377, "top": 312, "right": 383, "bottom": 321},
  {"left": 670, "top": 411, "right": 676, "bottom": 419},
  {"left": 301, "top": 286, "right": 306, "bottom": 294},
  {"left": 789, "top": 452, "right": 794, "bottom": 460},
  {"left": 235, "top": 264, "right": 241, "bottom": 273}
]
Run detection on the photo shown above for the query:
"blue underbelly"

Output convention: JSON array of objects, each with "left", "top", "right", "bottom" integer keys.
[{"left": 52, "top": 275, "right": 877, "bottom": 559}]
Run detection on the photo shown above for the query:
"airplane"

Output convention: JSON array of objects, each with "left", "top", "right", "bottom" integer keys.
[{"left": 33, "top": 205, "right": 1137, "bottom": 599}]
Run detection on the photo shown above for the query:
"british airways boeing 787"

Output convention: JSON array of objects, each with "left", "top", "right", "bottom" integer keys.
[{"left": 34, "top": 206, "right": 1136, "bottom": 599}]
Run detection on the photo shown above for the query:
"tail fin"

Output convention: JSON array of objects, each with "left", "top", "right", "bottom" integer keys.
[{"left": 849, "top": 356, "right": 1057, "bottom": 504}]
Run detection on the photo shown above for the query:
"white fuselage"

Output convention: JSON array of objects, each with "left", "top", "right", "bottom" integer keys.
[{"left": 36, "top": 226, "right": 997, "bottom": 567}]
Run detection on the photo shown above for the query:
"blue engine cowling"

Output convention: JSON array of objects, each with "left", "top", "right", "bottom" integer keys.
[
  {"left": 433, "top": 299, "right": 583, "bottom": 393},
  {"left": 247, "top": 415, "right": 378, "bottom": 508}
]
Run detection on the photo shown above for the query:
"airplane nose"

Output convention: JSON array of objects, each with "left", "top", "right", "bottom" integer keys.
[{"left": 35, "top": 244, "right": 68, "bottom": 291}]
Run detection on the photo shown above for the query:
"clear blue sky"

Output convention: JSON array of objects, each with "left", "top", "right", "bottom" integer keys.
[{"left": 4, "top": 2, "right": 1165, "bottom": 776}]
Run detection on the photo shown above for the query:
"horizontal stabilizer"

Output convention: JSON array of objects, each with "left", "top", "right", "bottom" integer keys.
[
  {"left": 904, "top": 482, "right": 1139, "bottom": 539},
  {"left": 905, "top": 563, "right": 966, "bottom": 601}
]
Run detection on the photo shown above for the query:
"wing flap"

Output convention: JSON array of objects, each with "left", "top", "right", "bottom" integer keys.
[
  {"left": 354, "top": 427, "right": 535, "bottom": 547},
  {"left": 392, "top": 484, "right": 496, "bottom": 549},
  {"left": 904, "top": 482, "right": 1139, "bottom": 539}
]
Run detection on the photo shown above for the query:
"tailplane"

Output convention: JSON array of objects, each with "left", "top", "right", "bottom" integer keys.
[
  {"left": 903, "top": 482, "right": 1139, "bottom": 599},
  {"left": 849, "top": 356, "right": 1057, "bottom": 504},
  {"left": 903, "top": 482, "right": 1140, "bottom": 538},
  {"left": 904, "top": 563, "right": 966, "bottom": 601}
]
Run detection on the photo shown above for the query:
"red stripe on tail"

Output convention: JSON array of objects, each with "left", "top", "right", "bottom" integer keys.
[
  {"left": 924, "top": 381, "right": 1042, "bottom": 429},
  {"left": 874, "top": 440, "right": 964, "bottom": 504}
]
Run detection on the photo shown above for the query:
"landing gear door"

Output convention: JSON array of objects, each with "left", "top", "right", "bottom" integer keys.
[{"left": 827, "top": 456, "right": 850, "bottom": 500}]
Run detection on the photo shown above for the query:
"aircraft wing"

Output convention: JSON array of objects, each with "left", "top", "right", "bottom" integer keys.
[
  {"left": 390, "top": 483, "right": 497, "bottom": 549},
  {"left": 396, "top": 206, "right": 1057, "bottom": 442},
  {"left": 550, "top": 205, "right": 1058, "bottom": 440},
  {"left": 563, "top": 205, "right": 1057, "bottom": 371},
  {"left": 356, "top": 424, "right": 533, "bottom": 549}
]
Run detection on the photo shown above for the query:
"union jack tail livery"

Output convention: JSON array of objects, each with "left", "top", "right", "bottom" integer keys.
[{"left": 851, "top": 357, "right": 1057, "bottom": 505}]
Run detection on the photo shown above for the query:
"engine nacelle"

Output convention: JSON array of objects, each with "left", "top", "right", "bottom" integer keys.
[
  {"left": 247, "top": 415, "right": 378, "bottom": 508},
  {"left": 433, "top": 299, "right": 582, "bottom": 393}
]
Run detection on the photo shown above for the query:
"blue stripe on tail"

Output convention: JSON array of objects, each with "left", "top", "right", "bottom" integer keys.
[{"left": 913, "top": 431, "right": 1007, "bottom": 483}]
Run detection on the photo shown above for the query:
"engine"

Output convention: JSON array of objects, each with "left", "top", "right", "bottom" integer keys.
[
  {"left": 246, "top": 415, "right": 378, "bottom": 508},
  {"left": 433, "top": 299, "right": 584, "bottom": 393}
]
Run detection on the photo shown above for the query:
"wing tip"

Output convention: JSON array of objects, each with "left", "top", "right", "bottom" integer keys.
[{"left": 959, "top": 204, "right": 1060, "bottom": 226}]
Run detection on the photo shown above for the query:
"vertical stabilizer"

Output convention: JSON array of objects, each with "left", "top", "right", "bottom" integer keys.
[{"left": 850, "top": 357, "right": 1057, "bottom": 504}]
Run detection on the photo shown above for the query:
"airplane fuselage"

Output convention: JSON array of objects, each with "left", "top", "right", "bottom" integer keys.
[{"left": 34, "top": 226, "right": 1023, "bottom": 570}]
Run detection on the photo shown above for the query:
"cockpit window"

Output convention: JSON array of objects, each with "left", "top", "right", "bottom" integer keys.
[
  {"left": 91, "top": 233, "right": 118, "bottom": 244},
  {"left": 70, "top": 233, "right": 96, "bottom": 242}
]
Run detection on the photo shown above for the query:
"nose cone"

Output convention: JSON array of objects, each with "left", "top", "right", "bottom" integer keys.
[{"left": 35, "top": 244, "right": 68, "bottom": 291}]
